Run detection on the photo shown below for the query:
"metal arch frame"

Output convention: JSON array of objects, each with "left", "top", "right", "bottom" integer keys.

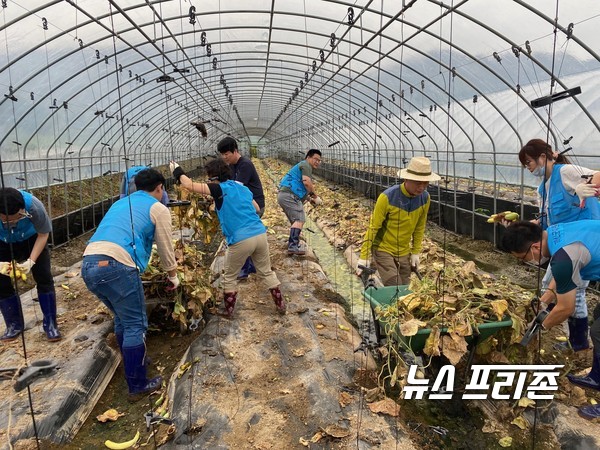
[
  {"left": 0, "top": 5, "right": 555, "bottom": 154},
  {"left": 1, "top": 1, "right": 598, "bottom": 173},
  {"left": 428, "top": 0, "right": 600, "bottom": 145}
]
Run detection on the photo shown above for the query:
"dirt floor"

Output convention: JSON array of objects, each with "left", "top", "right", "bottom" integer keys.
[{"left": 3, "top": 161, "right": 600, "bottom": 449}]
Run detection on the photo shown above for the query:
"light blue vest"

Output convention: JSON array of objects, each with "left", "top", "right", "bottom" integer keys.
[
  {"left": 280, "top": 162, "right": 308, "bottom": 200},
  {"left": 89, "top": 191, "right": 157, "bottom": 271},
  {"left": 0, "top": 191, "right": 37, "bottom": 244},
  {"left": 547, "top": 221, "right": 600, "bottom": 281},
  {"left": 216, "top": 181, "right": 266, "bottom": 245},
  {"left": 538, "top": 164, "right": 600, "bottom": 229}
]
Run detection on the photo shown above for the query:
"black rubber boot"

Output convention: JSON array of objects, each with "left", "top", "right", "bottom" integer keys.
[{"left": 287, "top": 228, "right": 305, "bottom": 255}]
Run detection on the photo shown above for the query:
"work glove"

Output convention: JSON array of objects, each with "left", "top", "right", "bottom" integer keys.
[
  {"left": 169, "top": 161, "right": 185, "bottom": 183},
  {"left": 16, "top": 258, "right": 35, "bottom": 275},
  {"left": 575, "top": 182, "right": 600, "bottom": 208},
  {"left": 356, "top": 259, "right": 370, "bottom": 276},
  {"left": 166, "top": 274, "right": 180, "bottom": 291},
  {"left": 410, "top": 254, "right": 420, "bottom": 271},
  {"left": 310, "top": 195, "right": 323, "bottom": 206},
  {"left": 0, "top": 261, "right": 12, "bottom": 277}
]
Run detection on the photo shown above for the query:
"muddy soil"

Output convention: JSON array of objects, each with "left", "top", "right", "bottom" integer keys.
[{"left": 4, "top": 161, "right": 600, "bottom": 450}]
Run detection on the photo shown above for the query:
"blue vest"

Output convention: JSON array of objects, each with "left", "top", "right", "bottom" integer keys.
[
  {"left": 216, "top": 181, "right": 266, "bottom": 245},
  {"left": 280, "top": 162, "right": 308, "bottom": 200},
  {"left": 0, "top": 191, "right": 38, "bottom": 244},
  {"left": 547, "top": 221, "right": 600, "bottom": 281},
  {"left": 89, "top": 191, "right": 157, "bottom": 271},
  {"left": 122, "top": 166, "right": 146, "bottom": 196},
  {"left": 538, "top": 164, "right": 600, "bottom": 229}
]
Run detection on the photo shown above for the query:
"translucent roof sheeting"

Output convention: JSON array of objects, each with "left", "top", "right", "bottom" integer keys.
[{"left": 1, "top": 0, "right": 599, "bottom": 189}]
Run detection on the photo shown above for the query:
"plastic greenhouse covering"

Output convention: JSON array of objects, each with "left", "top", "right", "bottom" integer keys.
[{"left": 0, "top": 0, "right": 599, "bottom": 226}]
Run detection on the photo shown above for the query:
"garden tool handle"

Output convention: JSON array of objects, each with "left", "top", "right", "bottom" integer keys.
[
  {"left": 166, "top": 200, "right": 191, "bottom": 208},
  {"left": 519, "top": 309, "right": 549, "bottom": 346},
  {"left": 411, "top": 265, "right": 423, "bottom": 280}
]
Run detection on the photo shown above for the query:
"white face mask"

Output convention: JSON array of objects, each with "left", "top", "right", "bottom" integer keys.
[
  {"left": 531, "top": 165, "right": 545, "bottom": 177},
  {"left": 535, "top": 255, "right": 550, "bottom": 266}
]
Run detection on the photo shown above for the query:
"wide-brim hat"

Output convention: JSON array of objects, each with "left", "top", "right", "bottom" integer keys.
[{"left": 397, "top": 156, "right": 441, "bottom": 182}]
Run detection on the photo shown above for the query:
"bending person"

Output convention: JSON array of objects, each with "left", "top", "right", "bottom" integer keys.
[
  {"left": 170, "top": 158, "right": 285, "bottom": 317},
  {"left": 518, "top": 139, "right": 600, "bottom": 351},
  {"left": 502, "top": 220, "right": 600, "bottom": 420},
  {"left": 217, "top": 137, "right": 265, "bottom": 279},
  {"left": 82, "top": 168, "right": 178, "bottom": 401},
  {"left": 0, "top": 188, "right": 61, "bottom": 341}
]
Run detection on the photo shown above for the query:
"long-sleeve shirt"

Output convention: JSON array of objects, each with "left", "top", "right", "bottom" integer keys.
[
  {"left": 84, "top": 201, "right": 177, "bottom": 272},
  {"left": 359, "top": 183, "right": 430, "bottom": 259}
]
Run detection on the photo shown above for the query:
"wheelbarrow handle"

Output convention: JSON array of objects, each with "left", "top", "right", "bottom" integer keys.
[{"left": 411, "top": 266, "right": 423, "bottom": 280}]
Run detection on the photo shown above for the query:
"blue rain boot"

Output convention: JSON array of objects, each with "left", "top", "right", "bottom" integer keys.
[
  {"left": 0, "top": 295, "right": 24, "bottom": 341},
  {"left": 116, "top": 333, "right": 124, "bottom": 352},
  {"left": 238, "top": 257, "right": 257, "bottom": 280},
  {"left": 554, "top": 317, "right": 590, "bottom": 352},
  {"left": 122, "top": 344, "right": 162, "bottom": 402},
  {"left": 38, "top": 292, "right": 62, "bottom": 341},
  {"left": 578, "top": 404, "right": 600, "bottom": 420},
  {"left": 567, "top": 351, "right": 600, "bottom": 391},
  {"left": 115, "top": 332, "right": 151, "bottom": 366},
  {"left": 287, "top": 228, "right": 305, "bottom": 255}
]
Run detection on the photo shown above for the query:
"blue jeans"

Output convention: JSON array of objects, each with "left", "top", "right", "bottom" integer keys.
[
  {"left": 542, "top": 266, "right": 588, "bottom": 319},
  {"left": 81, "top": 255, "right": 147, "bottom": 347}
]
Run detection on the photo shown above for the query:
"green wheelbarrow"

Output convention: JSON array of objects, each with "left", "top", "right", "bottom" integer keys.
[{"left": 363, "top": 285, "right": 513, "bottom": 354}]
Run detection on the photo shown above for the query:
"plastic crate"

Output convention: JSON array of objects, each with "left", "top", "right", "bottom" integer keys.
[{"left": 363, "top": 285, "right": 513, "bottom": 353}]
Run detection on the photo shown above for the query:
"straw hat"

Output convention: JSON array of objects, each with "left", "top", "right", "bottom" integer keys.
[{"left": 397, "top": 157, "right": 441, "bottom": 182}]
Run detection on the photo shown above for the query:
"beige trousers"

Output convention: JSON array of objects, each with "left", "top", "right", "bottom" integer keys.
[{"left": 222, "top": 233, "right": 279, "bottom": 292}]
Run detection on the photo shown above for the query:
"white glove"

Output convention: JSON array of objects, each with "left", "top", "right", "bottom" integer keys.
[
  {"left": 16, "top": 258, "right": 35, "bottom": 275},
  {"left": 410, "top": 254, "right": 420, "bottom": 271},
  {"left": 310, "top": 196, "right": 323, "bottom": 206},
  {"left": 575, "top": 183, "right": 599, "bottom": 206},
  {"left": 0, "top": 261, "right": 12, "bottom": 277},
  {"left": 169, "top": 161, "right": 180, "bottom": 174},
  {"left": 356, "top": 259, "right": 370, "bottom": 276},
  {"left": 166, "top": 274, "right": 180, "bottom": 291}
]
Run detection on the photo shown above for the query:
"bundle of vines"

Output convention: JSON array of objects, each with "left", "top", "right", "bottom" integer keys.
[{"left": 141, "top": 187, "right": 220, "bottom": 328}]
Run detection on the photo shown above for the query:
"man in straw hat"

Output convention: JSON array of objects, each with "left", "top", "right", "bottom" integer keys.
[{"left": 356, "top": 156, "right": 440, "bottom": 286}]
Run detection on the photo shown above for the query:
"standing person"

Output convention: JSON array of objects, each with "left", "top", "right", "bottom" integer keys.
[
  {"left": 277, "top": 149, "right": 323, "bottom": 255},
  {"left": 170, "top": 158, "right": 285, "bottom": 317},
  {"left": 81, "top": 168, "right": 178, "bottom": 401},
  {"left": 518, "top": 138, "right": 600, "bottom": 351},
  {"left": 0, "top": 188, "right": 61, "bottom": 341},
  {"left": 502, "top": 220, "right": 600, "bottom": 420},
  {"left": 217, "top": 136, "right": 265, "bottom": 279},
  {"left": 356, "top": 157, "right": 440, "bottom": 286},
  {"left": 120, "top": 165, "right": 170, "bottom": 206}
]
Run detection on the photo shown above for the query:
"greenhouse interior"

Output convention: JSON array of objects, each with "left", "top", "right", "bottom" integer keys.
[{"left": 1, "top": 1, "right": 600, "bottom": 449}]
